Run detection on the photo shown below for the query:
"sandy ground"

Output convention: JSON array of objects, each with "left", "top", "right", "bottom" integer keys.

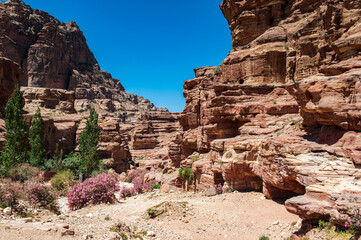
[{"left": 0, "top": 190, "right": 301, "bottom": 240}]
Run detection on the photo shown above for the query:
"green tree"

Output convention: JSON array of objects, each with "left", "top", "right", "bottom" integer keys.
[
  {"left": 78, "top": 106, "right": 101, "bottom": 177},
  {"left": 29, "top": 107, "right": 46, "bottom": 167},
  {"left": 179, "top": 167, "right": 194, "bottom": 191},
  {"left": 0, "top": 87, "right": 29, "bottom": 174}
]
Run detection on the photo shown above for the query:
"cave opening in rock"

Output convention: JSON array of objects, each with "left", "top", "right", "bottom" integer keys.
[
  {"left": 263, "top": 182, "right": 306, "bottom": 201},
  {"left": 214, "top": 172, "right": 225, "bottom": 186}
]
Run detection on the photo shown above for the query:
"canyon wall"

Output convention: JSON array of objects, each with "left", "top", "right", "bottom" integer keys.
[
  {"left": 0, "top": 0, "right": 180, "bottom": 172},
  {"left": 175, "top": 0, "right": 361, "bottom": 223}
]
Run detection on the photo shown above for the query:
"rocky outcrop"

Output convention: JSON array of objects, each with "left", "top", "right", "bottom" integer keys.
[
  {"left": 174, "top": 0, "right": 361, "bottom": 224},
  {"left": 0, "top": 57, "right": 23, "bottom": 115},
  {"left": 0, "top": 0, "right": 121, "bottom": 90}
]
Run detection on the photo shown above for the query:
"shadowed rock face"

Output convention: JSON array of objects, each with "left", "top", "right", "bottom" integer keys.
[
  {"left": 174, "top": 0, "right": 361, "bottom": 223},
  {"left": 0, "top": 57, "right": 23, "bottom": 148},
  {"left": 0, "top": 57, "right": 23, "bottom": 115}
]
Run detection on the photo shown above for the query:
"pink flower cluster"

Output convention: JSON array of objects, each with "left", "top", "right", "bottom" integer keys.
[
  {"left": 215, "top": 184, "right": 223, "bottom": 194},
  {"left": 25, "top": 181, "right": 57, "bottom": 210},
  {"left": 67, "top": 173, "right": 119, "bottom": 210},
  {"left": 345, "top": 210, "right": 361, "bottom": 236},
  {"left": 119, "top": 170, "right": 155, "bottom": 199},
  {"left": 0, "top": 179, "right": 22, "bottom": 208}
]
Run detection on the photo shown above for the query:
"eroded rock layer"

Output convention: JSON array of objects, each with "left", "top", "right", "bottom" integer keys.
[{"left": 175, "top": 0, "right": 361, "bottom": 223}]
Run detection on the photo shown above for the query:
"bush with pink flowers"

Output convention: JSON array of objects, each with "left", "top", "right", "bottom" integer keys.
[
  {"left": 25, "top": 181, "right": 57, "bottom": 211},
  {"left": 119, "top": 186, "right": 137, "bottom": 198},
  {"left": 119, "top": 170, "right": 155, "bottom": 199},
  {"left": 345, "top": 209, "right": 361, "bottom": 237},
  {"left": 67, "top": 173, "right": 119, "bottom": 210},
  {"left": 215, "top": 184, "right": 223, "bottom": 194},
  {"left": 0, "top": 179, "right": 22, "bottom": 208},
  {"left": 125, "top": 169, "right": 146, "bottom": 183}
]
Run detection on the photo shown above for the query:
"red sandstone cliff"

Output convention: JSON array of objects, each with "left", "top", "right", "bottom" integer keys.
[{"left": 174, "top": 0, "right": 361, "bottom": 223}]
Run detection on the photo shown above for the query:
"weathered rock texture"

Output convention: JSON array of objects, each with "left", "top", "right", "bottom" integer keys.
[
  {"left": 0, "top": 0, "right": 180, "bottom": 173},
  {"left": 130, "top": 112, "right": 181, "bottom": 169},
  {"left": 174, "top": 0, "right": 361, "bottom": 223},
  {"left": 0, "top": 57, "right": 23, "bottom": 115}
]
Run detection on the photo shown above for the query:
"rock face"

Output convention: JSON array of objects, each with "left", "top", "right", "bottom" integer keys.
[
  {"left": 0, "top": 57, "right": 23, "bottom": 115},
  {"left": 130, "top": 112, "right": 182, "bottom": 169},
  {"left": 0, "top": 0, "right": 121, "bottom": 90},
  {"left": 174, "top": 0, "right": 361, "bottom": 223},
  {"left": 0, "top": 0, "right": 181, "bottom": 173}
]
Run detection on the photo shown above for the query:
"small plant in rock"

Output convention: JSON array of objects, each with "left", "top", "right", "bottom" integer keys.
[
  {"left": 67, "top": 173, "right": 119, "bottom": 210},
  {"left": 259, "top": 235, "right": 269, "bottom": 240},
  {"left": 318, "top": 219, "right": 331, "bottom": 230},
  {"left": 345, "top": 209, "right": 361, "bottom": 238},
  {"left": 215, "top": 184, "right": 223, "bottom": 194},
  {"left": 214, "top": 66, "right": 222, "bottom": 75},
  {"left": 25, "top": 181, "right": 57, "bottom": 211},
  {"left": 138, "top": 231, "right": 148, "bottom": 236},
  {"left": 152, "top": 183, "right": 160, "bottom": 190},
  {"left": 272, "top": 99, "right": 277, "bottom": 104},
  {"left": 147, "top": 208, "right": 156, "bottom": 219},
  {"left": 190, "top": 155, "right": 199, "bottom": 163},
  {"left": 16, "top": 211, "right": 34, "bottom": 218},
  {"left": 119, "top": 233, "right": 128, "bottom": 240},
  {"left": 225, "top": 152, "right": 233, "bottom": 158},
  {"left": 132, "top": 234, "right": 144, "bottom": 240},
  {"left": 142, "top": 180, "right": 155, "bottom": 193}
]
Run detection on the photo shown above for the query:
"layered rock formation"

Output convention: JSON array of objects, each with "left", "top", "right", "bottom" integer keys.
[
  {"left": 174, "top": 0, "right": 361, "bottom": 223},
  {"left": 130, "top": 112, "right": 181, "bottom": 169},
  {"left": 0, "top": 0, "right": 180, "bottom": 172}
]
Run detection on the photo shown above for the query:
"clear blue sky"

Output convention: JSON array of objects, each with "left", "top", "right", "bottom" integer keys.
[{"left": 6, "top": 0, "right": 232, "bottom": 112}]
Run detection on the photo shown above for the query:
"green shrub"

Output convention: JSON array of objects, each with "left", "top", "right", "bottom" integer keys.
[
  {"left": 9, "top": 163, "right": 39, "bottom": 182},
  {"left": 147, "top": 208, "right": 156, "bottom": 218},
  {"left": 152, "top": 183, "right": 160, "bottom": 190},
  {"left": 259, "top": 235, "right": 269, "bottom": 240},
  {"left": 44, "top": 144, "right": 63, "bottom": 172},
  {"left": 50, "top": 170, "right": 75, "bottom": 195},
  {"left": 62, "top": 152, "right": 80, "bottom": 175}
]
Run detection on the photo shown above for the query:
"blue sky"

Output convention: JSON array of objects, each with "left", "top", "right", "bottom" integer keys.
[{"left": 5, "top": 0, "right": 232, "bottom": 112}]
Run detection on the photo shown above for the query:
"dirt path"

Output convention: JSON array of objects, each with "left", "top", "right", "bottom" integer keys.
[{"left": 0, "top": 190, "right": 300, "bottom": 240}]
